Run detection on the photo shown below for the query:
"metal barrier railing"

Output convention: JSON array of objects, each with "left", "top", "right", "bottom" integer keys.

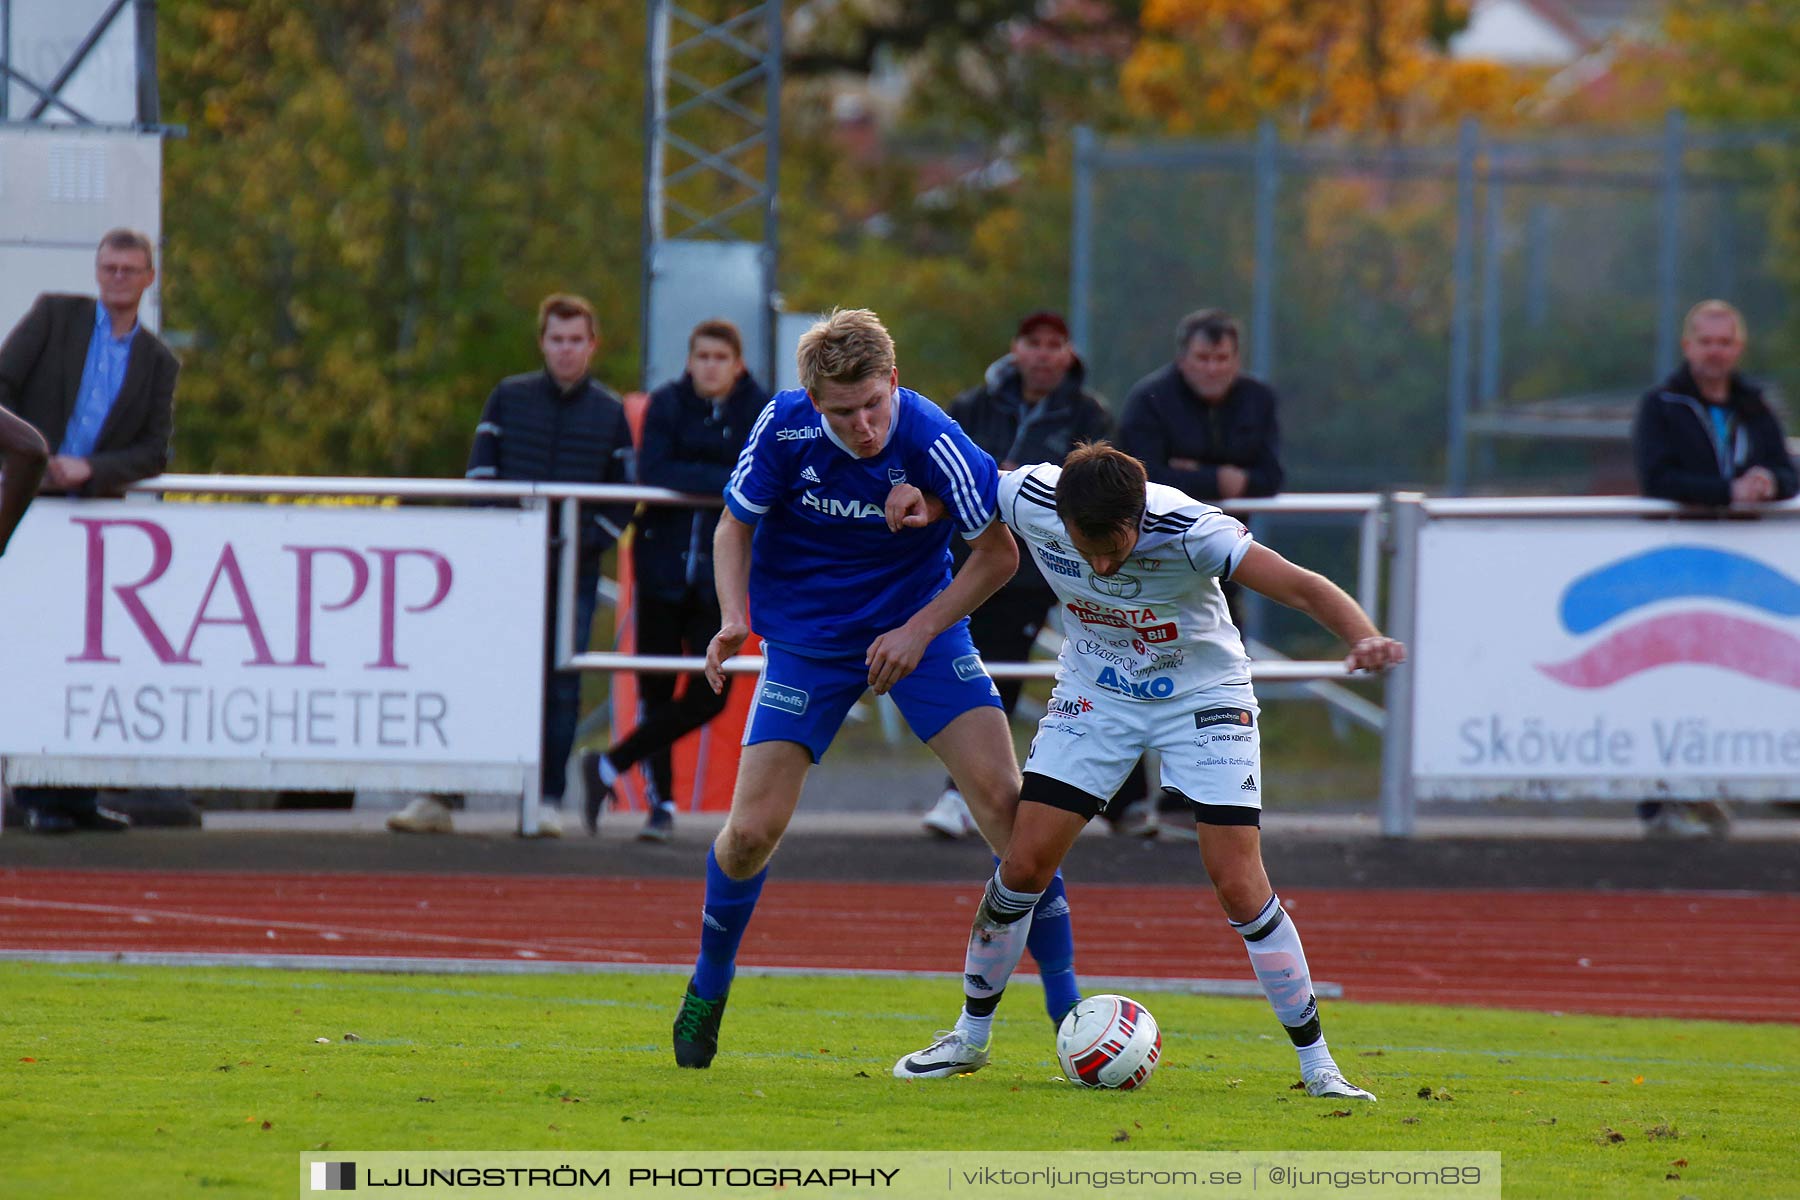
[
  {"left": 120, "top": 476, "right": 1386, "bottom": 832},
  {"left": 126, "top": 477, "right": 1384, "bottom": 686},
  {"left": 558, "top": 489, "right": 1387, "bottom": 686},
  {"left": 119, "top": 476, "right": 1800, "bottom": 836}
]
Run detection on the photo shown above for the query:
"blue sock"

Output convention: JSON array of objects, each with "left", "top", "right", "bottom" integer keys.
[
  {"left": 998, "top": 855, "right": 1080, "bottom": 1024},
  {"left": 692, "top": 847, "right": 767, "bottom": 1000}
]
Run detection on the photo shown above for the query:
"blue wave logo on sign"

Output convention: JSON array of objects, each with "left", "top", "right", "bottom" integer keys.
[{"left": 1535, "top": 546, "right": 1800, "bottom": 689}]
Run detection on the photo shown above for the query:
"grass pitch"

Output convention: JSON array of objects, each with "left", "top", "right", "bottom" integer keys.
[{"left": 3, "top": 964, "right": 1793, "bottom": 1198}]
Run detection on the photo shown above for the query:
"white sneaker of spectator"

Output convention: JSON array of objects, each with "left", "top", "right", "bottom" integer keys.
[
  {"left": 530, "top": 802, "right": 564, "bottom": 839},
  {"left": 1109, "top": 799, "right": 1160, "bottom": 839},
  {"left": 1155, "top": 812, "right": 1199, "bottom": 841},
  {"left": 1645, "top": 804, "right": 1713, "bottom": 840},
  {"left": 387, "top": 796, "right": 453, "bottom": 834},
  {"left": 921, "top": 788, "right": 975, "bottom": 839}
]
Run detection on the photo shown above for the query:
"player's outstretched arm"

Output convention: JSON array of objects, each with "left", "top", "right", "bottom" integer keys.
[
  {"left": 865, "top": 516, "right": 1017, "bottom": 695},
  {"left": 704, "top": 510, "right": 755, "bottom": 693},
  {"left": 0, "top": 404, "right": 49, "bottom": 557},
  {"left": 1230, "top": 542, "right": 1405, "bottom": 673}
]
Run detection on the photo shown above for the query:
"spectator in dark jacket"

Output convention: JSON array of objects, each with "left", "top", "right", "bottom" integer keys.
[
  {"left": 388, "top": 293, "right": 635, "bottom": 838},
  {"left": 920, "top": 311, "right": 1132, "bottom": 839},
  {"left": 584, "top": 319, "right": 769, "bottom": 842},
  {"left": 1118, "top": 308, "right": 1285, "bottom": 835},
  {"left": 1630, "top": 299, "right": 1796, "bottom": 840},
  {"left": 1118, "top": 308, "right": 1284, "bottom": 502},
  {"left": 1634, "top": 300, "right": 1796, "bottom": 508}
]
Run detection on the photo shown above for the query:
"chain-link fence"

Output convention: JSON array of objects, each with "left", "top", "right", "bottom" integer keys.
[{"left": 1071, "top": 114, "right": 1795, "bottom": 496}]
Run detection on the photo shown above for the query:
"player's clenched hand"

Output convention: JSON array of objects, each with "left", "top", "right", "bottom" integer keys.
[
  {"left": 1345, "top": 636, "right": 1405, "bottom": 674},
  {"left": 705, "top": 621, "right": 750, "bottom": 694},
  {"left": 884, "top": 483, "right": 940, "bottom": 532},
  {"left": 866, "top": 620, "right": 932, "bottom": 695}
]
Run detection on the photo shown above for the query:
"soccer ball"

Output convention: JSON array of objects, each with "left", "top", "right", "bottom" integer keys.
[{"left": 1056, "top": 994, "right": 1162, "bottom": 1089}]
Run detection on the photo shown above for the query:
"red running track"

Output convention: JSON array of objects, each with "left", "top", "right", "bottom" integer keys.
[{"left": 3, "top": 869, "right": 1796, "bottom": 1023}]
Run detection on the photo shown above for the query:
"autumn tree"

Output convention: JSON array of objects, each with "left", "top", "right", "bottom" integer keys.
[
  {"left": 1121, "top": 0, "right": 1530, "bottom": 136},
  {"left": 770, "top": 0, "right": 1157, "bottom": 408},
  {"left": 159, "top": 0, "right": 646, "bottom": 477},
  {"left": 1662, "top": 0, "right": 1800, "bottom": 394},
  {"left": 786, "top": 0, "right": 1140, "bottom": 140}
]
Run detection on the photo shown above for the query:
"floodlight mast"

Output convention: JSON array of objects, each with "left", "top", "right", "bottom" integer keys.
[{"left": 640, "top": 0, "right": 783, "bottom": 392}]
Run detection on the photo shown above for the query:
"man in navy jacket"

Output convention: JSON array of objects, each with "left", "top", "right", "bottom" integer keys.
[
  {"left": 1630, "top": 299, "right": 1795, "bottom": 840},
  {"left": 389, "top": 294, "right": 634, "bottom": 837},
  {"left": 1634, "top": 300, "right": 1796, "bottom": 508},
  {"left": 585, "top": 320, "right": 768, "bottom": 841},
  {"left": 1118, "top": 308, "right": 1284, "bottom": 503},
  {"left": 1117, "top": 308, "right": 1285, "bottom": 835}
]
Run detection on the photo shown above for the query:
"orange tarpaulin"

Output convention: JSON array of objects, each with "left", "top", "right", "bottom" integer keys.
[{"left": 603, "top": 392, "right": 755, "bottom": 813}]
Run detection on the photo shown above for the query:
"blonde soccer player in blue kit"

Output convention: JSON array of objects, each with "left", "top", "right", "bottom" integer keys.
[{"left": 671, "top": 309, "right": 1086, "bottom": 1068}]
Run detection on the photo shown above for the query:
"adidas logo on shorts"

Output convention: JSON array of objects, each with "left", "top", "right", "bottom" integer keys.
[{"left": 1240, "top": 775, "right": 1257, "bottom": 792}]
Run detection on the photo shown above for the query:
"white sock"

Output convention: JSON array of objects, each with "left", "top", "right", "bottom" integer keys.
[
  {"left": 1230, "top": 894, "right": 1324, "bottom": 1047},
  {"left": 953, "top": 1009, "right": 993, "bottom": 1048},
  {"left": 961, "top": 869, "right": 1040, "bottom": 1018},
  {"left": 1296, "top": 1037, "right": 1335, "bottom": 1078}
]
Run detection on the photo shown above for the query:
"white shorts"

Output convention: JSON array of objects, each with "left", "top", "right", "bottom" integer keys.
[{"left": 1023, "top": 678, "right": 1263, "bottom": 814}]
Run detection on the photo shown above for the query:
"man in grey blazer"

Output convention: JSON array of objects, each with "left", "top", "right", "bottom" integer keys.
[
  {"left": 0, "top": 228, "right": 177, "bottom": 498},
  {"left": 0, "top": 229, "right": 178, "bottom": 832}
]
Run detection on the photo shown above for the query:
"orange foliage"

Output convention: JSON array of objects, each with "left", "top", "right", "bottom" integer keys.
[{"left": 1124, "top": 0, "right": 1535, "bottom": 136}]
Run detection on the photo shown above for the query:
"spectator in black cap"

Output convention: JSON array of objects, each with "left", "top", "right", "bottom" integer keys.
[{"left": 920, "top": 311, "right": 1137, "bottom": 838}]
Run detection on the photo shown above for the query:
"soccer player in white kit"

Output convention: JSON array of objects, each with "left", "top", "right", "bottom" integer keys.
[{"left": 888, "top": 442, "right": 1404, "bottom": 1099}]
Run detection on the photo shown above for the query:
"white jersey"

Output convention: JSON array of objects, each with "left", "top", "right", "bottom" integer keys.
[{"left": 998, "top": 464, "right": 1256, "bottom": 704}]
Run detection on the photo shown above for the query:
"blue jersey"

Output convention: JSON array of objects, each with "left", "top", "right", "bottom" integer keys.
[{"left": 724, "top": 386, "right": 998, "bottom": 657}]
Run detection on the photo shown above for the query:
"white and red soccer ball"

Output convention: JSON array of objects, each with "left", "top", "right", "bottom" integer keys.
[{"left": 1056, "top": 993, "right": 1162, "bottom": 1089}]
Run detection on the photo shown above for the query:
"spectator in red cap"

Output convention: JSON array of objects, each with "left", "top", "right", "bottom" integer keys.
[{"left": 920, "top": 311, "right": 1144, "bottom": 838}]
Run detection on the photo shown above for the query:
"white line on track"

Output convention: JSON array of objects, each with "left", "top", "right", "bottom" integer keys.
[{"left": 0, "top": 947, "right": 1340, "bottom": 996}]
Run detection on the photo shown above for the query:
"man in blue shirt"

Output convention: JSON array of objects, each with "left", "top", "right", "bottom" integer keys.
[
  {"left": 0, "top": 229, "right": 178, "bottom": 500},
  {"left": 670, "top": 308, "right": 1084, "bottom": 1068},
  {"left": 0, "top": 229, "right": 177, "bottom": 834}
]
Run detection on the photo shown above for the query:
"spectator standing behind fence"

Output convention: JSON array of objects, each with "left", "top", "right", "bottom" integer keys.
[
  {"left": 920, "top": 311, "right": 1140, "bottom": 839},
  {"left": 0, "top": 228, "right": 177, "bottom": 834},
  {"left": 582, "top": 320, "right": 769, "bottom": 842},
  {"left": 387, "top": 294, "right": 635, "bottom": 838},
  {"left": 1118, "top": 308, "right": 1284, "bottom": 836},
  {"left": 1630, "top": 298, "right": 1797, "bottom": 840}
]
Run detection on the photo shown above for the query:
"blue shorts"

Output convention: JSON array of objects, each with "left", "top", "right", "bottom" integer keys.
[{"left": 745, "top": 625, "right": 1003, "bottom": 763}]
